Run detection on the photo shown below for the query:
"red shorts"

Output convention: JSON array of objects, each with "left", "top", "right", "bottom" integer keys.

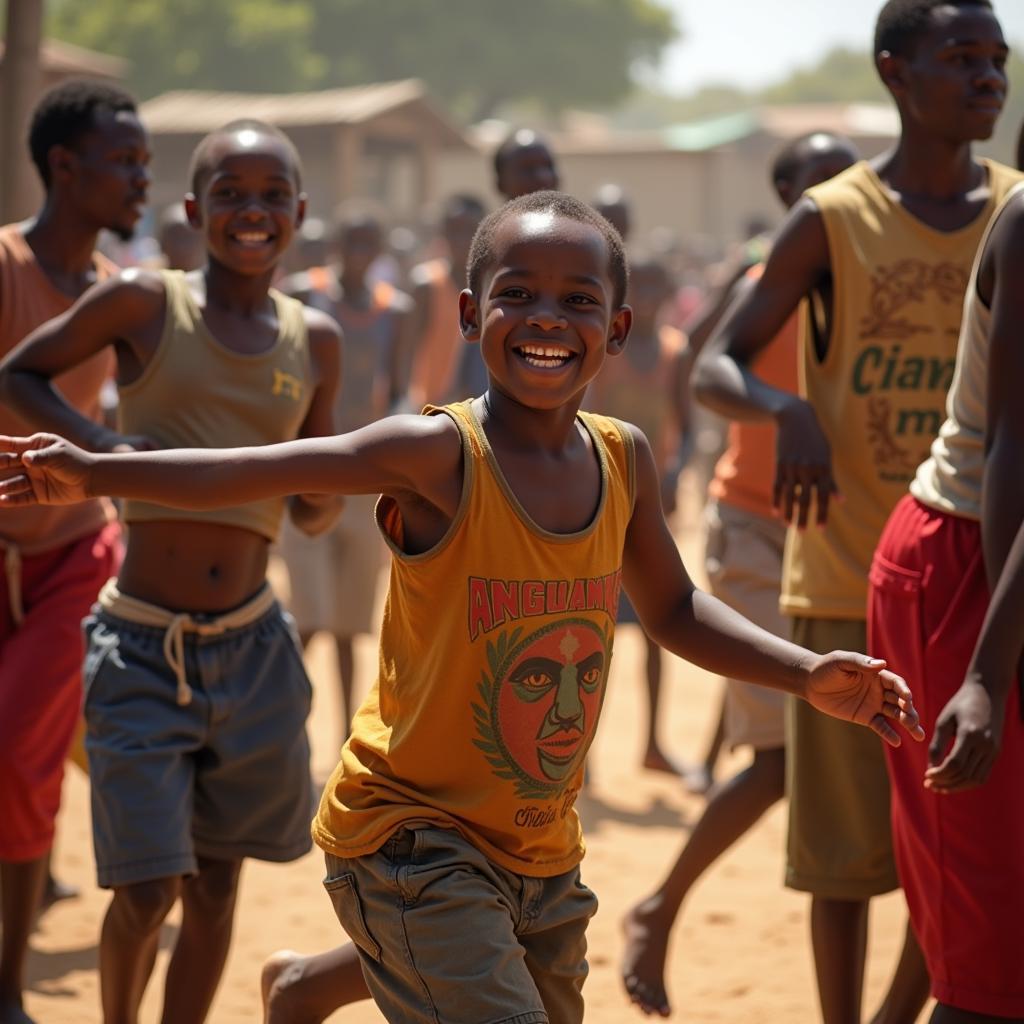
[
  {"left": 0, "top": 522, "right": 122, "bottom": 861},
  {"left": 869, "top": 495, "right": 1024, "bottom": 1018}
]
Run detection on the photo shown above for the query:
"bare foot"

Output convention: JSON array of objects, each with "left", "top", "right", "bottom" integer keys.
[
  {"left": 641, "top": 747, "right": 688, "bottom": 778},
  {"left": 261, "top": 949, "right": 307, "bottom": 1024},
  {"left": 0, "top": 996, "right": 36, "bottom": 1024},
  {"left": 682, "top": 764, "right": 714, "bottom": 797},
  {"left": 621, "top": 899, "right": 674, "bottom": 1017}
]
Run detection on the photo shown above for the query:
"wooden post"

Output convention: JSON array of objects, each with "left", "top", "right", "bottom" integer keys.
[{"left": 0, "top": 0, "right": 44, "bottom": 223}]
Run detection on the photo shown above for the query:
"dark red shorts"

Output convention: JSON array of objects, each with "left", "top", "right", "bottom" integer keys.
[
  {"left": 869, "top": 495, "right": 1024, "bottom": 1018},
  {"left": 0, "top": 522, "right": 122, "bottom": 861}
]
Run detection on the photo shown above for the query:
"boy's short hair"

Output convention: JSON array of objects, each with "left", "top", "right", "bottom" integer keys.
[
  {"left": 29, "top": 79, "right": 138, "bottom": 188},
  {"left": 492, "top": 128, "right": 552, "bottom": 179},
  {"left": 188, "top": 119, "right": 302, "bottom": 195},
  {"left": 771, "top": 131, "right": 850, "bottom": 187},
  {"left": 467, "top": 191, "right": 628, "bottom": 307},
  {"left": 874, "top": 0, "right": 993, "bottom": 57},
  {"left": 442, "top": 193, "right": 487, "bottom": 221}
]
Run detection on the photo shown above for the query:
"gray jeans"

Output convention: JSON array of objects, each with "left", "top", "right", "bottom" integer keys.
[{"left": 324, "top": 826, "right": 598, "bottom": 1023}]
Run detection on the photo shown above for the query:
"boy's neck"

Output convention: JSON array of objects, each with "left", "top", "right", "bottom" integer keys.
[
  {"left": 202, "top": 259, "right": 278, "bottom": 315},
  {"left": 22, "top": 198, "right": 101, "bottom": 278},
  {"left": 478, "top": 388, "right": 586, "bottom": 456},
  {"left": 879, "top": 130, "right": 981, "bottom": 200},
  {"left": 337, "top": 267, "right": 372, "bottom": 304}
]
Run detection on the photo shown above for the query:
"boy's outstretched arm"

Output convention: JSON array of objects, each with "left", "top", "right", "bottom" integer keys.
[
  {"left": 0, "top": 413, "right": 462, "bottom": 516},
  {"left": 622, "top": 425, "right": 923, "bottom": 746}
]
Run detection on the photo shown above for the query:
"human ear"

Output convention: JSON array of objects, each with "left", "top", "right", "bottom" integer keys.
[
  {"left": 183, "top": 193, "right": 202, "bottom": 229},
  {"left": 606, "top": 304, "right": 632, "bottom": 356},
  {"left": 295, "top": 193, "right": 307, "bottom": 228},
  {"left": 48, "top": 144, "right": 75, "bottom": 186},
  {"left": 459, "top": 289, "right": 482, "bottom": 343},
  {"left": 876, "top": 51, "right": 907, "bottom": 99}
]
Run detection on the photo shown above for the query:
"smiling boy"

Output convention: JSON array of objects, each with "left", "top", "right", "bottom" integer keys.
[
  {"left": 0, "top": 191, "right": 922, "bottom": 1024},
  {"left": 0, "top": 120, "right": 341, "bottom": 1024}
]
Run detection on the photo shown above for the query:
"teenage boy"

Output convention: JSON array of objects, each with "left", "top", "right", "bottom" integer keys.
[
  {"left": 0, "top": 79, "right": 148, "bottom": 1024},
  {"left": 0, "top": 120, "right": 342, "bottom": 1024},
  {"left": 0, "top": 191, "right": 923, "bottom": 1024},
  {"left": 870, "top": 179, "right": 1024, "bottom": 1022},
  {"left": 692, "top": 3, "right": 1019, "bottom": 1022},
  {"left": 622, "top": 130, "right": 858, "bottom": 1017}
]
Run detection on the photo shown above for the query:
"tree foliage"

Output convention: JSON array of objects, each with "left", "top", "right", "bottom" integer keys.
[{"left": 47, "top": 0, "right": 678, "bottom": 119}]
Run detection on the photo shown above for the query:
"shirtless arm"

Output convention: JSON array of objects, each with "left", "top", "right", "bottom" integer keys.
[
  {"left": 622, "top": 424, "right": 922, "bottom": 745},
  {"left": 693, "top": 199, "right": 837, "bottom": 528},
  {"left": 926, "top": 199, "right": 1024, "bottom": 792},
  {"left": 0, "top": 270, "right": 165, "bottom": 452},
  {"left": 288, "top": 307, "right": 345, "bottom": 536}
]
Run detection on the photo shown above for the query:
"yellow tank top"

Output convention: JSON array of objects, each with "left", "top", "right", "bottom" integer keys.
[
  {"left": 119, "top": 269, "right": 313, "bottom": 541},
  {"left": 781, "top": 159, "right": 1022, "bottom": 619},
  {"left": 313, "top": 400, "right": 636, "bottom": 877}
]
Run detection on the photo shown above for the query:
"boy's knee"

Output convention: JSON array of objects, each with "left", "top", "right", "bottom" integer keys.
[
  {"left": 113, "top": 877, "right": 181, "bottom": 931},
  {"left": 184, "top": 857, "right": 242, "bottom": 917}
]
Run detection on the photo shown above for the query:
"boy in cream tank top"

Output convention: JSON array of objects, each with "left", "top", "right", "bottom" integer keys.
[
  {"left": 869, "top": 181, "right": 1024, "bottom": 1021},
  {"left": 0, "top": 122, "right": 343, "bottom": 1024},
  {"left": 691, "top": 1, "right": 1019, "bottom": 1021},
  {"left": 0, "top": 191, "right": 924, "bottom": 1024}
]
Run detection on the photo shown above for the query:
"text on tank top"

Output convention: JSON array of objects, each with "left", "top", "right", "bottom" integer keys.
[
  {"left": 312, "top": 400, "right": 636, "bottom": 877},
  {"left": 0, "top": 224, "right": 116, "bottom": 553},
  {"left": 911, "top": 181, "right": 1024, "bottom": 521},
  {"left": 781, "top": 159, "right": 1023, "bottom": 619},
  {"left": 117, "top": 269, "right": 313, "bottom": 542}
]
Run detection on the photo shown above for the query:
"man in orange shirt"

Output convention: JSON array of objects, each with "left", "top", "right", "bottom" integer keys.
[
  {"left": 0, "top": 79, "right": 150, "bottom": 1024},
  {"left": 621, "top": 130, "right": 857, "bottom": 1017}
]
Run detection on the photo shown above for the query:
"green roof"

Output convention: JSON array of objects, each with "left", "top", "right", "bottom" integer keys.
[{"left": 661, "top": 111, "right": 758, "bottom": 151}]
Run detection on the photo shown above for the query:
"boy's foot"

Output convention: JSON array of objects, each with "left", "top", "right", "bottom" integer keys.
[
  {"left": 0, "top": 996, "right": 37, "bottom": 1024},
  {"left": 263, "top": 949, "right": 329, "bottom": 1024},
  {"left": 40, "top": 873, "right": 79, "bottom": 912},
  {"left": 641, "top": 746, "right": 687, "bottom": 778},
  {"left": 682, "top": 763, "right": 715, "bottom": 797},
  {"left": 621, "top": 899, "right": 674, "bottom": 1018}
]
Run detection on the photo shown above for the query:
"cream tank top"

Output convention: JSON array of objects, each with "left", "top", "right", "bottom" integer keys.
[
  {"left": 911, "top": 181, "right": 1024, "bottom": 521},
  {"left": 118, "top": 269, "right": 313, "bottom": 541}
]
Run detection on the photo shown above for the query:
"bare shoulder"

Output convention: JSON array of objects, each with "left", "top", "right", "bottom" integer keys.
[
  {"left": 301, "top": 303, "right": 342, "bottom": 346},
  {"left": 75, "top": 266, "right": 167, "bottom": 326}
]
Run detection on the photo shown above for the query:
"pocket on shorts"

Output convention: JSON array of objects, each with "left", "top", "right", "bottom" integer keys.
[
  {"left": 324, "top": 872, "right": 382, "bottom": 962},
  {"left": 81, "top": 616, "right": 122, "bottom": 708},
  {"left": 278, "top": 610, "right": 314, "bottom": 704}
]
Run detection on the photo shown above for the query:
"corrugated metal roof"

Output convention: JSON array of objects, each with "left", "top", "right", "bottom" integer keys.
[{"left": 140, "top": 79, "right": 467, "bottom": 146}]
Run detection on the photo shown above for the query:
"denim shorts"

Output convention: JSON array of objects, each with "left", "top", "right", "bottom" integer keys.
[
  {"left": 324, "top": 826, "right": 599, "bottom": 1023},
  {"left": 83, "top": 601, "right": 314, "bottom": 888}
]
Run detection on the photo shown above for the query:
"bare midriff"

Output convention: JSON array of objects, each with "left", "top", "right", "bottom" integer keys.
[{"left": 117, "top": 520, "right": 271, "bottom": 612}]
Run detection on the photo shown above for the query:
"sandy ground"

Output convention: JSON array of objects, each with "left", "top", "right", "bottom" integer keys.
[{"left": 22, "top": 478, "right": 931, "bottom": 1023}]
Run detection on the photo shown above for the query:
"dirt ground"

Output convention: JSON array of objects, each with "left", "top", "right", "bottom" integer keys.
[{"left": 22, "top": 478, "right": 930, "bottom": 1023}]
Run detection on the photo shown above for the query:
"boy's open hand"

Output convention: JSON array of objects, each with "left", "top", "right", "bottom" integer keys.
[
  {"left": 924, "top": 679, "right": 1004, "bottom": 793},
  {"left": 805, "top": 651, "right": 924, "bottom": 746},
  {"left": 0, "top": 433, "right": 94, "bottom": 506}
]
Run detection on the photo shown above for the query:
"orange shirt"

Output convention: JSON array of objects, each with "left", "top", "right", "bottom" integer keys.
[
  {"left": 708, "top": 266, "right": 799, "bottom": 520},
  {"left": 0, "top": 224, "right": 115, "bottom": 554},
  {"left": 313, "top": 401, "right": 635, "bottom": 877}
]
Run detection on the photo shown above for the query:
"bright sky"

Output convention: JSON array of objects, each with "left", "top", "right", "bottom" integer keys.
[{"left": 653, "top": 0, "right": 1024, "bottom": 93}]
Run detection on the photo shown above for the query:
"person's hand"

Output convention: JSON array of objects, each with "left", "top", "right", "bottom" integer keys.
[
  {"left": 924, "top": 679, "right": 1005, "bottom": 793},
  {"left": 805, "top": 651, "right": 924, "bottom": 746},
  {"left": 0, "top": 433, "right": 95, "bottom": 506},
  {"left": 774, "top": 397, "right": 839, "bottom": 529}
]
